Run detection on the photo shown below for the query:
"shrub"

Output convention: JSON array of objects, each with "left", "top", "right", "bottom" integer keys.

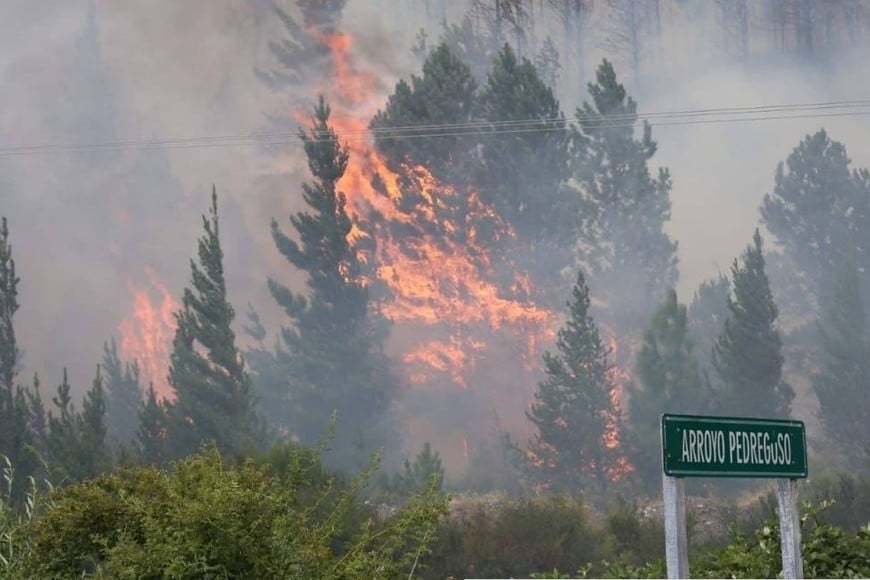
[
  {"left": 423, "top": 494, "right": 608, "bottom": 579},
  {"left": 14, "top": 447, "right": 448, "bottom": 579}
]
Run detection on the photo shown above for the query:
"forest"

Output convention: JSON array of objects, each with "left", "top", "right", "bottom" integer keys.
[{"left": 1, "top": 0, "right": 869, "bottom": 577}]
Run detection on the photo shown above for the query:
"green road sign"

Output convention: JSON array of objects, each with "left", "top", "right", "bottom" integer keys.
[{"left": 661, "top": 414, "right": 807, "bottom": 478}]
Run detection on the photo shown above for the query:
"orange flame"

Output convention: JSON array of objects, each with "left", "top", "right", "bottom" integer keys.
[
  {"left": 118, "top": 268, "right": 179, "bottom": 402},
  {"left": 300, "top": 27, "right": 554, "bottom": 390},
  {"left": 604, "top": 336, "right": 634, "bottom": 478}
]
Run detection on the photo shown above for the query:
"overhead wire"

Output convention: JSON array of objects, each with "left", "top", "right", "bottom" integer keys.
[{"left": 1, "top": 99, "right": 870, "bottom": 156}]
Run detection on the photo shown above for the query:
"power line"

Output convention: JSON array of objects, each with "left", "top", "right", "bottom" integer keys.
[{"left": 1, "top": 99, "right": 869, "bottom": 156}]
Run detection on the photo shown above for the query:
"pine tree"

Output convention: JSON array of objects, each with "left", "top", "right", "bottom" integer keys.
[
  {"left": 533, "top": 36, "right": 561, "bottom": 89},
  {"left": 394, "top": 442, "right": 445, "bottom": 495},
  {"left": 688, "top": 275, "right": 730, "bottom": 375},
  {"left": 546, "top": 0, "right": 592, "bottom": 91},
  {"left": 0, "top": 216, "right": 39, "bottom": 499},
  {"left": 440, "top": 13, "right": 499, "bottom": 81},
  {"left": 813, "top": 258, "right": 870, "bottom": 472},
  {"left": 627, "top": 289, "right": 705, "bottom": 490},
  {"left": 571, "top": 59, "right": 677, "bottom": 330},
  {"left": 760, "top": 130, "right": 870, "bottom": 303},
  {"left": 712, "top": 230, "right": 793, "bottom": 418},
  {"left": 167, "top": 189, "right": 260, "bottom": 459},
  {"left": 43, "top": 367, "right": 110, "bottom": 482},
  {"left": 102, "top": 338, "right": 141, "bottom": 448},
  {"left": 252, "top": 97, "right": 398, "bottom": 467},
  {"left": 135, "top": 384, "right": 170, "bottom": 465},
  {"left": 371, "top": 42, "right": 479, "bottom": 181},
  {"left": 525, "top": 270, "right": 622, "bottom": 494},
  {"left": 477, "top": 44, "right": 572, "bottom": 251},
  {"left": 0, "top": 217, "right": 19, "bottom": 395},
  {"left": 78, "top": 365, "right": 110, "bottom": 477}
]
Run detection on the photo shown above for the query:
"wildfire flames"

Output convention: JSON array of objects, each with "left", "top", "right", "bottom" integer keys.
[
  {"left": 118, "top": 268, "right": 178, "bottom": 401},
  {"left": 307, "top": 28, "right": 553, "bottom": 389},
  {"left": 605, "top": 336, "right": 634, "bottom": 478},
  {"left": 302, "top": 24, "right": 638, "bottom": 475},
  {"left": 111, "top": 21, "right": 633, "bottom": 478}
]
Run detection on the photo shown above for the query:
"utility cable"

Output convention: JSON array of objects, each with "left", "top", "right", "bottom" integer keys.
[{"left": 1, "top": 99, "right": 870, "bottom": 156}]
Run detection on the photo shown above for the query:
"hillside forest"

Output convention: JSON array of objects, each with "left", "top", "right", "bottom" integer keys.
[{"left": 0, "top": 0, "right": 869, "bottom": 577}]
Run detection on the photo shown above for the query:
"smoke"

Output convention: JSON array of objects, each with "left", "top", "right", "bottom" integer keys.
[{"left": 2, "top": 0, "right": 869, "bottom": 472}]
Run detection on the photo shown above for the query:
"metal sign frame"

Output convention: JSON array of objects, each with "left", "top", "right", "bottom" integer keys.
[
  {"left": 661, "top": 413, "right": 808, "bottom": 478},
  {"left": 661, "top": 413, "right": 807, "bottom": 580}
]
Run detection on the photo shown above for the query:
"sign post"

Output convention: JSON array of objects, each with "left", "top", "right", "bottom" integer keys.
[{"left": 661, "top": 414, "right": 808, "bottom": 579}]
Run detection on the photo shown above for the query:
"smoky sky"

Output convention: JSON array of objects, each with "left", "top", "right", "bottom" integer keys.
[{"left": 1, "top": 0, "right": 869, "bottom": 427}]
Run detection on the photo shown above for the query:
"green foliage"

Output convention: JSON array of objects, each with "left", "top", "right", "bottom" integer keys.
[
  {"left": 477, "top": 43, "right": 572, "bottom": 252},
  {"left": 813, "top": 258, "right": 870, "bottom": 471},
  {"left": 526, "top": 501, "right": 869, "bottom": 579},
  {"left": 688, "top": 274, "right": 730, "bottom": 375},
  {"left": 692, "top": 501, "right": 870, "bottom": 579},
  {"left": 524, "top": 270, "right": 622, "bottom": 495},
  {"left": 389, "top": 442, "right": 445, "bottom": 498},
  {"left": 372, "top": 42, "right": 478, "bottom": 180},
  {"left": 250, "top": 97, "right": 398, "bottom": 467},
  {"left": 603, "top": 499, "right": 665, "bottom": 566},
  {"left": 167, "top": 189, "right": 261, "bottom": 459},
  {"left": 570, "top": 59, "right": 677, "bottom": 325},
  {"left": 802, "top": 473, "right": 870, "bottom": 532},
  {"left": 15, "top": 446, "right": 447, "bottom": 579},
  {"left": 627, "top": 290, "right": 706, "bottom": 491},
  {"left": 134, "top": 384, "right": 170, "bottom": 465},
  {"left": 424, "top": 495, "right": 607, "bottom": 580},
  {"left": 712, "top": 229, "right": 793, "bottom": 418},
  {"left": 0, "top": 455, "right": 53, "bottom": 575},
  {"left": 0, "top": 217, "right": 19, "bottom": 395},
  {"left": 45, "top": 367, "right": 110, "bottom": 483},
  {"left": 0, "top": 217, "right": 41, "bottom": 501},
  {"left": 101, "top": 338, "right": 141, "bottom": 449},
  {"left": 761, "top": 129, "right": 870, "bottom": 301}
]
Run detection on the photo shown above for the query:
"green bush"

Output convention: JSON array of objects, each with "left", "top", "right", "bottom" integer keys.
[
  {"left": 11, "top": 447, "right": 448, "bottom": 579},
  {"left": 422, "top": 494, "right": 609, "bottom": 579}
]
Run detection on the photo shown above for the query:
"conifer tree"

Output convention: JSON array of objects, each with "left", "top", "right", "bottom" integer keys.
[
  {"left": 813, "top": 258, "right": 870, "bottom": 471},
  {"left": 760, "top": 130, "right": 870, "bottom": 302},
  {"left": 371, "top": 42, "right": 479, "bottom": 181},
  {"left": 525, "top": 270, "right": 622, "bottom": 493},
  {"left": 571, "top": 59, "right": 677, "bottom": 327},
  {"left": 78, "top": 365, "right": 110, "bottom": 477},
  {"left": 45, "top": 367, "right": 109, "bottom": 482},
  {"left": 252, "top": 97, "right": 397, "bottom": 467},
  {"left": 167, "top": 189, "right": 259, "bottom": 458},
  {"left": 712, "top": 230, "right": 793, "bottom": 418},
  {"left": 627, "top": 289, "right": 705, "bottom": 490},
  {"left": 688, "top": 275, "right": 730, "bottom": 374},
  {"left": 533, "top": 35, "right": 561, "bottom": 89},
  {"left": 394, "top": 442, "right": 445, "bottom": 495},
  {"left": 478, "top": 44, "right": 572, "bottom": 251},
  {"left": 136, "top": 384, "right": 170, "bottom": 465},
  {"left": 102, "top": 338, "right": 141, "bottom": 448},
  {"left": 0, "top": 217, "right": 19, "bottom": 396},
  {"left": 0, "top": 216, "right": 39, "bottom": 498}
]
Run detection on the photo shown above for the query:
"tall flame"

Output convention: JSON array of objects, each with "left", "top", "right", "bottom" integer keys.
[
  {"left": 118, "top": 267, "right": 179, "bottom": 401},
  {"left": 304, "top": 28, "right": 554, "bottom": 390},
  {"left": 605, "top": 336, "right": 634, "bottom": 478},
  {"left": 286, "top": 24, "right": 637, "bottom": 478}
]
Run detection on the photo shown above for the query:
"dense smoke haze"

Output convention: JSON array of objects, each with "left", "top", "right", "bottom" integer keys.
[{"left": 2, "top": 0, "right": 869, "bottom": 475}]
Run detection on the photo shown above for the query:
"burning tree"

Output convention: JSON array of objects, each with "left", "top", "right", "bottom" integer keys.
[
  {"left": 251, "top": 98, "right": 399, "bottom": 467},
  {"left": 523, "top": 269, "right": 624, "bottom": 495}
]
